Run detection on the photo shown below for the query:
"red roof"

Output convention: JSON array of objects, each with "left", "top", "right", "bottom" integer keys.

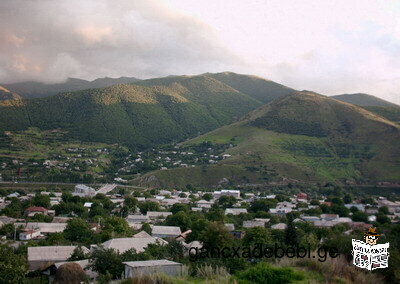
[{"left": 25, "top": 206, "right": 48, "bottom": 213}]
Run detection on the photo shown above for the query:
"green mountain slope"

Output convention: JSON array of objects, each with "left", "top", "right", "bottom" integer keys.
[
  {"left": 134, "top": 92, "right": 400, "bottom": 187},
  {"left": 0, "top": 77, "right": 260, "bottom": 148},
  {"left": 331, "top": 93, "right": 400, "bottom": 123},
  {"left": 331, "top": 93, "right": 398, "bottom": 107},
  {"left": 2, "top": 77, "right": 141, "bottom": 99},
  {"left": 204, "top": 72, "right": 296, "bottom": 103},
  {"left": 0, "top": 86, "right": 21, "bottom": 101}
]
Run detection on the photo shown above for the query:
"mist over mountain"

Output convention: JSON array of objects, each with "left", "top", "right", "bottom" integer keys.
[{"left": 1, "top": 77, "right": 140, "bottom": 100}]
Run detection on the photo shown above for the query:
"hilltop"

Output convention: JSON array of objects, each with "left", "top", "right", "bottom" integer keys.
[
  {"left": 331, "top": 93, "right": 398, "bottom": 107},
  {"left": 134, "top": 92, "right": 400, "bottom": 187},
  {"left": 331, "top": 93, "right": 400, "bottom": 123}
]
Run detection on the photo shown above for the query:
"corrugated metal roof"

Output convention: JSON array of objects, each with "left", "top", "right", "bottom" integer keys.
[
  {"left": 102, "top": 237, "right": 165, "bottom": 253},
  {"left": 123, "top": 259, "right": 181, "bottom": 267},
  {"left": 15, "top": 222, "right": 66, "bottom": 233},
  {"left": 28, "top": 246, "right": 89, "bottom": 261},
  {"left": 152, "top": 226, "right": 181, "bottom": 236}
]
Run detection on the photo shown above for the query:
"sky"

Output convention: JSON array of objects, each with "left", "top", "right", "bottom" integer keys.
[{"left": 1, "top": 0, "right": 400, "bottom": 104}]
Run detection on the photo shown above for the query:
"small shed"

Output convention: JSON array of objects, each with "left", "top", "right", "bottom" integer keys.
[{"left": 123, "top": 260, "right": 182, "bottom": 279}]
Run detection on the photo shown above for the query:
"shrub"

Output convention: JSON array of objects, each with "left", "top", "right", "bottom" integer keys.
[{"left": 235, "top": 262, "right": 304, "bottom": 284}]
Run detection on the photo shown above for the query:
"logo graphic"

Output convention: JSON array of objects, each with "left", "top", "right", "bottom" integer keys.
[{"left": 352, "top": 227, "right": 389, "bottom": 271}]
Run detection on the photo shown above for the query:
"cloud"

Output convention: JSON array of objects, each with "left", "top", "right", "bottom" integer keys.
[
  {"left": 0, "top": 0, "right": 240, "bottom": 83},
  {"left": 0, "top": 0, "right": 400, "bottom": 104}
]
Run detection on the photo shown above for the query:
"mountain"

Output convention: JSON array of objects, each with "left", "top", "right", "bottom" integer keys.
[
  {"left": 204, "top": 72, "right": 296, "bottom": 103},
  {"left": 2, "top": 77, "right": 141, "bottom": 99},
  {"left": 332, "top": 93, "right": 400, "bottom": 123},
  {"left": 134, "top": 92, "right": 400, "bottom": 187},
  {"left": 0, "top": 85, "right": 22, "bottom": 100},
  {"left": 331, "top": 93, "right": 398, "bottom": 107},
  {"left": 0, "top": 76, "right": 261, "bottom": 148},
  {"left": 137, "top": 72, "right": 295, "bottom": 104}
]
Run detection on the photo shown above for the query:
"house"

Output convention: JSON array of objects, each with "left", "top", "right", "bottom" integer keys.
[
  {"left": 243, "top": 221, "right": 265, "bottom": 228},
  {"left": 269, "top": 208, "right": 292, "bottom": 216},
  {"left": 19, "top": 228, "right": 41, "bottom": 240},
  {"left": 133, "top": 231, "right": 152, "bottom": 238},
  {"left": 15, "top": 222, "right": 67, "bottom": 234},
  {"left": 146, "top": 211, "right": 172, "bottom": 220},
  {"left": 100, "top": 237, "right": 166, "bottom": 254},
  {"left": 378, "top": 199, "right": 400, "bottom": 213},
  {"left": 126, "top": 215, "right": 150, "bottom": 223},
  {"left": 197, "top": 200, "right": 213, "bottom": 209},
  {"left": 345, "top": 204, "right": 365, "bottom": 212},
  {"left": 176, "top": 230, "right": 192, "bottom": 241},
  {"left": 296, "top": 192, "right": 308, "bottom": 201},
  {"left": 225, "top": 208, "right": 248, "bottom": 215},
  {"left": 351, "top": 222, "right": 373, "bottom": 230},
  {"left": 28, "top": 246, "right": 89, "bottom": 270},
  {"left": 213, "top": 190, "right": 240, "bottom": 199},
  {"left": 152, "top": 226, "right": 181, "bottom": 238},
  {"left": 73, "top": 184, "right": 96, "bottom": 197},
  {"left": 224, "top": 223, "right": 235, "bottom": 231},
  {"left": 320, "top": 214, "right": 339, "bottom": 221},
  {"left": 123, "top": 260, "right": 183, "bottom": 279},
  {"left": 365, "top": 208, "right": 379, "bottom": 215},
  {"left": 42, "top": 259, "right": 97, "bottom": 283},
  {"left": 25, "top": 207, "right": 48, "bottom": 217},
  {"left": 301, "top": 216, "right": 320, "bottom": 223},
  {"left": 271, "top": 223, "right": 287, "bottom": 230}
]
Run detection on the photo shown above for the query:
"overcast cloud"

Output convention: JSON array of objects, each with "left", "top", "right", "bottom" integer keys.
[{"left": 1, "top": 0, "right": 400, "bottom": 104}]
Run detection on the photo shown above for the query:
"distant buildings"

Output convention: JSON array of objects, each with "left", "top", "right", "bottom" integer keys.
[
  {"left": 24, "top": 207, "right": 48, "bottom": 217},
  {"left": 73, "top": 184, "right": 96, "bottom": 197},
  {"left": 213, "top": 190, "right": 240, "bottom": 199},
  {"left": 224, "top": 208, "right": 248, "bottom": 215}
]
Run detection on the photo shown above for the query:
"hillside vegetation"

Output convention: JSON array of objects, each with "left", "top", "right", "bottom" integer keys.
[
  {"left": 134, "top": 92, "right": 400, "bottom": 186},
  {"left": 0, "top": 76, "right": 262, "bottom": 148}
]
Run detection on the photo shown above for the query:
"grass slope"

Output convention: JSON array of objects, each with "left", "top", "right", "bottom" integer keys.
[
  {"left": 204, "top": 72, "right": 296, "bottom": 103},
  {"left": 134, "top": 92, "right": 400, "bottom": 186}
]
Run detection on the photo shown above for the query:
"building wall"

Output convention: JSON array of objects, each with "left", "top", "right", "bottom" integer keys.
[{"left": 124, "top": 264, "right": 182, "bottom": 279}]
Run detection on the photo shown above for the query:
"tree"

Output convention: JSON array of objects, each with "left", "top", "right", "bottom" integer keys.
[
  {"left": 89, "top": 248, "right": 124, "bottom": 279},
  {"left": 218, "top": 196, "right": 237, "bottom": 209},
  {"left": 379, "top": 206, "right": 389, "bottom": 215},
  {"left": 343, "top": 194, "right": 353, "bottom": 204},
  {"left": 249, "top": 199, "right": 277, "bottom": 213},
  {"left": 299, "top": 233, "right": 319, "bottom": 250},
  {"left": 165, "top": 211, "right": 191, "bottom": 231},
  {"left": 64, "top": 218, "right": 93, "bottom": 243},
  {"left": 170, "top": 203, "right": 189, "bottom": 215},
  {"left": 199, "top": 222, "right": 233, "bottom": 249},
  {"left": 141, "top": 223, "right": 152, "bottom": 235},
  {"left": 0, "top": 245, "right": 27, "bottom": 284},
  {"left": 351, "top": 211, "right": 368, "bottom": 222},
  {"left": 123, "top": 196, "right": 138, "bottom": 213},
  {"left": 202, "top": 193, "right": 213, "bottom": 201},
  {"left": 103, "top": 216, "right": 132, "bottom": 236},
  {"left": 138, "top": 201, "right": 160, "bottom": 214},
  {"left": 30, "top": 193, "right": 50, "bottom": 208},
  {"left": 284, "top": 214, "right": 297, "bottom": 246},
  {"left": 376, "top": 214, "right": 391, "bottom": 224},
  {"left": 243, "top": 227, "right": 273, "bottom": 247},
  {"left": 54, "top": 263, "right": 87, "bottom": 284},
  {"left": 68, "top": 245, "right": 89, "bottom": 261}
]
